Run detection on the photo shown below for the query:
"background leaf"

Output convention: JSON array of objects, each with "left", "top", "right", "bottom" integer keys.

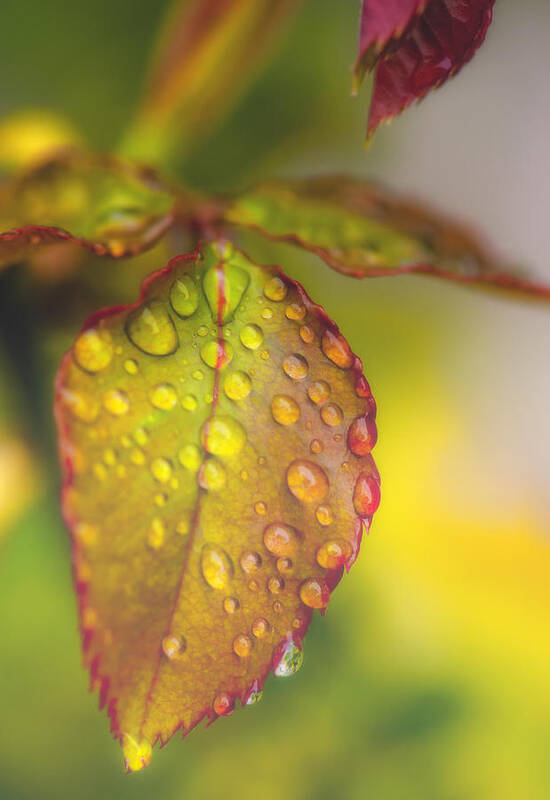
[
  {"left": 55, "top": 240, "right": 379, "bottom": 769},
  {"left": 223, "top": 177, "right": 550, "bottom": 300}
]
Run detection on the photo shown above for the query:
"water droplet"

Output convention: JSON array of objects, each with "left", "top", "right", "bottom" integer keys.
[
  {"left": 252, "top": 617, "right": 271, "bottom": 638},
  {"left": 124, "top": 358, "right": 139, "bottom": 375},
  {"left": 122, "top": 733, "right": 152, "bottom": 772},
  {"left": 315, "top": 504, "right": 334, "bottom": 526},
  {"left": 201, "top": 544, "right": 234, "bottom": 589},
  {"left": 200, "top": 339, "right": 233, "bottom": 368},
  {"left": 201, "top": 415, "right": 246, "bottom": 456},
  {"left": 348, "top": 414, "right": 378, "bottom": 456},
  {"left": 299, "top": 325, "right": 314, "bottom": 343},
  {"left": 134, "top": 427, "right": 148, "bottom": 446},
  {"left": 260, "top": 349, "right": 270, "bottom": 360},
  {"left": 355, "top": 375, "right": 372, "bottom": 398},
  {"left": 261, "top": 308, "right": 273, "bottom": 320},
  {"left": 286, "top": 459, "right": 329, "bottom": 503},
  {"left": 148, "top": 518, "right": 165, "bottom": 550},
  {"left": 197, "top": 325, "right": 209, "bottom": 337},
  {"left": 263, "top": 522, "right": 300, "bottom": 556},
  {"left": 321, "top": 329, "right": 353, "bottom": 369},
  {"left": 61, "top": 389, "right": 99, "bottom": 423},
  {"left": 103, "top": 389, "right": 129, "bottom": 416},
  {"left": 264, "top": 276, "right": 287, "bottom": 301},
  {"left": 213, "top": 691, "right": 235, "bottom": 716},
  {"left": 273, "top": 639, "right": 303, "bottom": 677},
  {"left": 103, "top": 448, "right": 117, "bottom": 466},
  {"left": 307, "top": 381, "right": 330, "bottom": 404},
  {"left": 198, "top": 459, "right": 226, "bottom": 490},
  {"left": 240, "top": 551, "right": 262, "bottom": 574},
  {"left": 277, "top": 557, "right": 293, "bottom": 574},
  {"left": 181, "top": 393, "right": 198, "bottom": 411},
  {"left": 282, "top": 353, "right": 308, "bottom": 380},
  {"left": 353, "top": 472, "right": 381, "bottom": 517},
  {"left": 268, "top": 576, "right": 284, "bottom": 594},
  {"left": 299, "top": 577, "right": 330, "bottom": 608},
  {"left": 224, "top": 370, "right": 252, "bottom": 400},
  {"left": 245, "top": 682, "right": 263, "bottom": 705},
  {"left": 176, "top": 516, "right": 190, "bottom": 535},
  {"left": 248, "top": 579, "right": 260, "bottom": 592},
  {"left": 310, "top": 439, "right": 323, "bottom": 454},
  {"left": 272, "top": 600, "right": 283, "bottom": 613},
  {"left": 271, "top": 394, "right": 300, "bottom": 425},
  {"left": 169, "top": 274, "right": 199, "bottom": 318},
  {"left": 74, "top": 328, "right": 113, "bottom": 373},
  {"left": 126, "top": 300, "right": 178, "bottom": 356},
  {"left": 130, "top": 447, "right": 146, "bottom": 465},
  {"left": 254, "top": 501, "right": 267, "bottom": 515},
  {"left": 150, "top": 383, "right": 177, "bottom": 410},
  {"left": 233, "top": 634, "right": 252, "bottom": 658},
  {"left": 203, "top": 262, "right": 249, "bottom": 323},
  {"left": 285, "top": 303, "right": 306, "bottom": 321},
  {"left": 162, "top": 634, "right": 186, "bottom": 659},
  {"left": 240, "top": 323, "right": 263, "bottom": 350},
  {"left": 192, "top": 369, "right": 204, "bottom": 381},
  {"left": 320, "top": 403, "right": 343, "bottom": 427},
  {"left": 223, "top": 596, "right": 239, "bottom": 614},
  {"left": 316, "top": 539, "right": 352, "bottom": 569},
  {"left": 150, "top": 457, "right": 172, "bottom": 483},
  {"left": 178, "top": 444, "right": 201, "bottom": 471}
]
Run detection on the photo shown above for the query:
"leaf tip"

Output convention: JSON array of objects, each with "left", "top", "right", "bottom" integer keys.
[{"left": 122, "top": 733, "right": 153, "bottom": 773}]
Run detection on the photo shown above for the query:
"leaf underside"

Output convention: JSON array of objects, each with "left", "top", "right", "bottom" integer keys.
[
  {"left": 0, "top": 151, "right": 175, "bottom": 272},
  {"left": 356, "top": 0, "right": 495, "bottom": 139},
  {"left": 223, "top": 177, "right": 550, "bottom": 301},
  {"left": 55, "top": 241, "right": 379, "bottom": 770}
]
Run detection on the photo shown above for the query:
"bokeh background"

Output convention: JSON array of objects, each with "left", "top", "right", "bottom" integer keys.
[{"left": 1, "top": 1, "right": 549, "bottom": 798}]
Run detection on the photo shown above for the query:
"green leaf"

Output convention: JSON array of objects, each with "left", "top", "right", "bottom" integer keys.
[
  {"left": 223, "top": 177, "right": 550, "bottom": 301},
  {"left": 55, "top": 240, "right": 379, "bottom": 770}
]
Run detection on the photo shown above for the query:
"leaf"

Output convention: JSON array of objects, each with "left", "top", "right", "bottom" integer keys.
[
  {"left": 0, "top": 109, "right": 83, "bottom": 175},
  {"left": 222, "top": 177, "right": 550, "bottom": 301},
  {"left": 0, "top": 151, "right": 175, "bottom": 272},
  {"left": 54, "top": 240, "right": 380, "bottom": 770},
  {"left": 121, "top": 0, "right": 304, "bottom": 165},
  {"left": 354, "top": 0, "right": 495, "bottom": 139}
]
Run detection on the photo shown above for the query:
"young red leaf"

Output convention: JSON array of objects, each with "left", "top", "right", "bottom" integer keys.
[
  {"left": 223, "top": 177, "right": 550, "bottom": 301},
  {"left": 0, "top": 151, "right": 175, "bottom": 271},
  {"left": 355, "top": 0, "right": 495, "bottom": 139},
  {"left": 55, "top": 240, "right": 379, "bottom": 770}
]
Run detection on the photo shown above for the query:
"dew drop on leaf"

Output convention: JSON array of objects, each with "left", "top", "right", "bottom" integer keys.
[
  {"left": 149, "top": 383, "right": 178, "bottom": 410},
  {"left": 213, "top": 692, "right": 235, "bottom": 716},
  {"left": 263, "top": 522, "right": 300, "bottom": 556},
  {"left": 201, "top": 415, "right": 246, "bottom": 457},
  {"left": 201, "top": 544, "right": 234, "bottom": 589},
  {"left": 223, "top": 370, "right": 252, "bottom": 400},
  {"left": 316, "top": 539, "right": 352, "bottom": 569},
  {"left": 239, "top": 323, "right": 264, "bottom": 350},
  {"left": 264, "top": 276, "right": 287, "bottom": 301},
  {"left": 348, "top": 413, "right": 378, "bottom": 456},
  {"left": 103, "top": 389, "right": 130, "bottom": 416},
  {"left": 282, "top": 353, "right": 309, "bottom": 380},
  {"left": 178, "top": 444, "right": 201, "bottom": 470},
  {"left": 286, "top": 459, "right": 329, "bottom": 503},
  {"left": 73, "top": 328, "right": 113, "bottom": 373},
  {"left": 353, "top": 472, "right": 381, "bottom": 516},
  {"left": 198, "top": 458, "right": 226, "bottom": 490},
  {"left": 233, "top": 634, "right": 252, "bottom": 658},
  {"left": 169, "top": 275, "right": 199, "bottom": 318},
  {"left": 299, "top": 578, "right": 330, "bottom": 609},
  {"left": 126, "top": 301, "right": 178, "bottom": 356},
  {"left": 321, "top": 329, "right": 353, "bottom": 369},
  {"left": 320, "top": 402, "right": 343, "bottom": 427},
  {"left": 273, "top": 639, "right": 303, "bottom": 677},
  {"left": 271, "top": 394, "right": 300, "bottom": 425}
]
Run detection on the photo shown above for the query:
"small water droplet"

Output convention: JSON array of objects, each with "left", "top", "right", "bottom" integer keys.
[
  {"left": 310, "top": 438, "right": 323, "bottom": 454},
  {"left": 103, "top": 389, "right": 129, "bottom": 416},
  {"left": 201, "top": 415, "right": 246, "bottom": 457},
  {"left": 134, "top": 427, "right": 148, "bottom": 446},
  {"left": 353, "top": 472, "right": 381, "bottom": 516},
  {"left": 233, "top": 634, "right": 252, "bottom": 658},
  {"left": 260, "top": 349, "right": 270, "bottom": 360},
  {"left": 263, "top": 522, "right": 300, "bottom": 556},
  {"left": 224, "top": 370, "right": 252, "bottom": 400},
  {"left": 170, "top": 274, "right": 199, "bottom": 318},
  {"left": 264, "top": 276, "right": 287, "bottom": 301},
  {"left": 271, "top": 394, "right": 300, "bottom": 425},
  {"left": 181, "top": 393, "right": 198, "bottom": 411},
  {"left": 124, "top": 358, "right": 139, "bottom": 375},
  {"left": 307, "top": 380, "right": 330, "bottom": 404},
  {"left": 252, "top": 617, "right": 271, "bottom": 638},
  {"left": 316, "top": 539, "right": 352, "bottom": 569},
  {"left": 74, "top": 328, "right": 113, "bottom": 373},
  {"left": 282, "top": 353, "right": 308, "bottom": 380},
  {"left": 285, "top": 303, "right": 306, "bottom": 321},
  {"left": 273, "top": 639, "right": 303, "bottom": 677},
  {"left": 201, "top": 544, "right": 234, "bottom": 589},
  {"left": 162, "top": 634, "right": 186, "bottom": 659},
  {"left": 213, "top": 691, "right": 235, "bottom": 716},
  {"left": 321, "top": 329, "right": 353, "bottom": 369},
  {"left": 223, "top": 596, "right": 239, "bottom": 614},
  {"left": 239, "top": 323, "right": 264, "bottom": 350},
  {"left": 148, "top": 518, "right": 165, "bottom": 550},
  {"left": 245, "top": 682, "right": 263, "bottom": 705},
  {"left": 268, "top": 576, "right": 284, "bottom": 594},
  {"left": 130, "top": 447, "right": 146, "bottom": 466},
  {"left": 248, "top": 579, "right": 260, "bottom": 592},
  {"left": 178, "top": 444, "right": 201, "bottom": 471},
  {"left": 320, "top": 403, "right": 343, "bottom": 427},
  {"left": 198, "top": 458, "right": 226, "bottom": 490},
  {"left": 150, "top": 457, "right": 172, "bottom": 483},
  {"left": 103, "top": 448, "right": 117, "bottom": 466},
  {"left": 299, "top": 325, "right": 315, "bottom": 343},
  {"left": 348, "top": 414, "right": 378, "bottom": 456},
  {"left": 126, "top": 300, "right": 178, "bottom": 356},
  {"left": 277, "top": 557, "right": 293, "bottom": 574},
  {"left": 315, "top": 504, "right": 334, "bottom": 526},
  {"left": 286, "top": 459, "right": 329, "bottom": 503},
  {"left": 254, "top": 501, "right": 267, "bottom": 515},
  {"left": 272, "top": 600, "right": 283, "bottom": 613},
  {"left": 150, "top": 383, "right": 177, "bottom": 410},
  {"left": 240, "top": 551, "right": 262, "bottom": 574},
  {"left": 200, "top": 339, "right": 233, "bottom": 369},
  {"left": 192, "top": 369, "right": 204, "bottom": 381},
  {"left": 197, "top": 325, "right": 209, "bottom": 337},
  {"left": 299, "top": 577, "right": 330, "bottom": 608},
  {"left": 261, "top": 308, "right": 273, "bottom": 320},
  {"left": 176, "top": 516, "right": 190, "bottom": 535}
]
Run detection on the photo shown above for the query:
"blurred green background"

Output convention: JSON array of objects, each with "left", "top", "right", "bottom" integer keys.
[{"left": 1, "top": 1, "right": 550, "bottom": 798}]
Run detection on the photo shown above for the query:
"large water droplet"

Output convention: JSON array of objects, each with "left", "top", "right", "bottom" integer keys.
[
  {"left": 308, "top": 380, "right": 330, "bottom": 404},
  {"left": 239, "top": 323, "right": 263, "bottom": 350},
  {"left": 74, "top": 328, "right": 113, "bottom": 373},
  {"left": 320, "top": 403, "right": 343, "bottom": 427},
  {"left": 150, "top": 383, "right": 177, "bottom": 410},
  {"left": 273, "top": 638, "right": 303, "bottom": 677},
  {"left": 264, "top": 276, "right": 287, "bottom": 302},
  {"left": 353, "top": 472, "right": 381, "bottom": 517},
  {"left": 321, "top": 329, "right": 353, "bottom": 369},
  {"left": 178, "top": 443, "right": 202, "bottom": 471},
  {"left": 316, "top": 539, "right": 352, "bottom": 569},
  {"left": 271, "top": 394, "right": 300, "bottom": 425},
  {"left": 224, "top": 370, "right": 252, "bottom": 400},
  {"left": 285, "top": 303, "right": 306, "bottom": 321},
  {"left": 286, "top": 459, "right": 329, "bottom": 503},
  {"left": 213, "top": 691, "right": 235, "bottom": 716},
  {"left": 282, "top": 354, "right": 309, "bottom": 380},
  {"left": 245, "top": 681, "right": 263, "bottom": 705},
  {"left": 233, "top": 633, "right": 252, "bottom": 658},
  {"left": 203, "top": 261, "right": 249, "bottom": 323},
  {"left": 169, "top": 274, "right": 199, "bottom": 318},
  {"left": 348, "top": 414, "right": 378, "bottom": 456},
  {"left": 198, "top": 458, "right": 226, "bottom": 490},
  {"left": 103, "top": 389, "right": 129, "bottom": 416},
  {"left": 263, "top": 522, "right": 300, "bottom": 556},
  {"left": 200, "top": 339, "right": 233, "bottom": 369},
  {"left": 150, "top": 457, "right": 173, "bottom": 483},
  {"left": 201, "top": 544, "right": 234, "bottom": 589},
  {"left": 126, "top": 300, "right": 178, "bottom": 356},
  {"left": 201, "top": 415, "right": 246, "bottom": 457},
  {"left": 299, "top": 577, "right": 330, "bottom": 608}
]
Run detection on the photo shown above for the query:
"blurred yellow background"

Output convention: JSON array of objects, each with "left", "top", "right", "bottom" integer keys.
[{"left": 0, "top": 1, "right": 549, "bottom": 798}]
